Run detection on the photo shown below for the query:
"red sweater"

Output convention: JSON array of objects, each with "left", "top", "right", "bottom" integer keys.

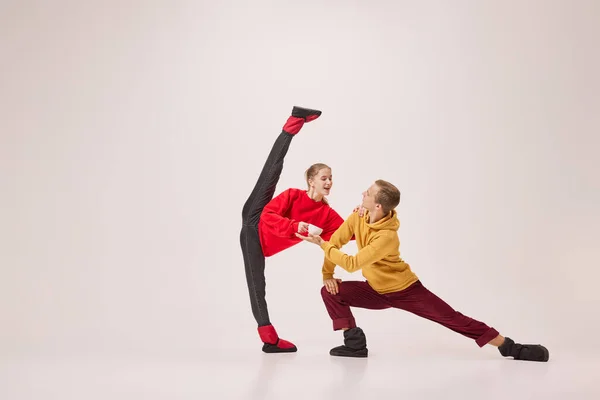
[{"left": 259, "top": 188, "right": 345, "bottom": 257}]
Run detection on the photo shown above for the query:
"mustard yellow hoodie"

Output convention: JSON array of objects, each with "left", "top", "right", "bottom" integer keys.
[{"left": 321, "top": 209, "right": 418, "bottom": 294}]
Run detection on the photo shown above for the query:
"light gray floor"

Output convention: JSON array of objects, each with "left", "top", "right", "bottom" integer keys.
[{"left": 2, "top": 342, "right": 597, "bottom": 400}]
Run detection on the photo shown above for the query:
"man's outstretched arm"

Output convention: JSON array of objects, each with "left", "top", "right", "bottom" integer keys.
[
  {"left": 320, "top": 233, "right": 398, "bottom": 273},
  {"left": 320, "top": 212, "right": 357, "bottom": 280}
]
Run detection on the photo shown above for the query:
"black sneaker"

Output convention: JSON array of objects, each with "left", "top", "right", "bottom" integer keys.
[
  {"left": 499, "top": 337, "right": 549, "bottom": 362},
  {"left": 329, "top": 327, "right": 368, "bottom": 358},
  {"left": 291, "top": 106, "right": 322, "bottom": 121},
  {"left": 330, "top": 345, "right": 368, "bottom": 358}
]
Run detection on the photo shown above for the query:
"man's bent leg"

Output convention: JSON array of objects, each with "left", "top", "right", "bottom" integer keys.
[
  {"left": 320, "top": 281, "right": 390, "bottom": 331},
  {"left": 320, "top": 281, "right": 390, "bottom": 358}
]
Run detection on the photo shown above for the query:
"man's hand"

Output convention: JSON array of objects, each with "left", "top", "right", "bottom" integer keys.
[
  {"left": 297, "top": 222, "right": 309, "bottom": 234},
  {"left": 295, "top": 232, "right": 323, "bottom": 245},
  {"left": 323, "top": 278, "right": 342, "bottom": 295}
]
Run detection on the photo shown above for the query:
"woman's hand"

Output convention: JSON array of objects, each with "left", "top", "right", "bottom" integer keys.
[
  {"left": 297, "top": 222, "right": 309, "bottom": 234},
  {"left": 352, "top": 205, "right": 366, "bottom": 217}
]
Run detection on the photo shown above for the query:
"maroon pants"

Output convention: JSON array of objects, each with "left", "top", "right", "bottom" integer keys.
[{"left": 321, "top": 280, "right": 499, "bottom": 347}]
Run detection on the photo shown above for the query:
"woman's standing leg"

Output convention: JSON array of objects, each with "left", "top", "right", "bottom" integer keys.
[{"left": 240, "top": 106, "right": 321, "bottom": 353}]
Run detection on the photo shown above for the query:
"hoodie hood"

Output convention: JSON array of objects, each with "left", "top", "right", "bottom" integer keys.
[{"left": 364, "top": 209, "right": 400, "bottom": 232}]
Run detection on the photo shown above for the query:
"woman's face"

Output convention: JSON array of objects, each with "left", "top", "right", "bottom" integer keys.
[{"left": 309, "top": 168, "right": 332, "bottom": 196}]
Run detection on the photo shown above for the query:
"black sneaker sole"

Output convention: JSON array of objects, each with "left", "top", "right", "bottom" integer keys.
[
  {"left": 291, "top": 106, "right": 322, "bottom": 119},
  {"left": 329, "top": 349, "right": 368, "bottom": 358},
  {"left": 262, "top": 343, "right": 297, "bottom": 353}
]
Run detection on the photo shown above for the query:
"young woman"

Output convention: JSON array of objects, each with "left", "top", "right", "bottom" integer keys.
[{"left": 240, "top": 106, "right": 345, "bottom": 353}]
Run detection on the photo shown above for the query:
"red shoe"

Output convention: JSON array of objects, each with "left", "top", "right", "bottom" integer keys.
[
  {"left": 258, "top": 324, "right": 297, "bottom": 353},
  {"left": 282, "top": 106, "right": 322, "bottom": 134}
]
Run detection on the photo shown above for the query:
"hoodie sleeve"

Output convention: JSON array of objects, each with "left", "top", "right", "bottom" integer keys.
[
  {"left": 260, "top": 189, "right": 299, "bottom": 237},
  {"left": 321, "top": 212, "right": 356, "bottom": 280},
  {"left": 320, "top": 232, "right": 398, "bottom": 273}
]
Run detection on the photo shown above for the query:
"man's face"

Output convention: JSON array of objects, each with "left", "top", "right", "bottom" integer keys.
[{"left": 361, "top": 183, "right": 379, "bottom": 211}]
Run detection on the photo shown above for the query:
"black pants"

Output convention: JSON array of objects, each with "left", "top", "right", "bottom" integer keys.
[{"left": 240, "top": 130, "right": 294, "bottom": 327}]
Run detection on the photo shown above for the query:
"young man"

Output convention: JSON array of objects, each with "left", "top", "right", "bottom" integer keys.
[{"left": 296, "top": 180, "right": 549, "bottom": 361}]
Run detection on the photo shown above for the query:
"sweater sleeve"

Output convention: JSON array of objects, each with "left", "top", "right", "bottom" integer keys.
[
  {"left": 320, "top": 232, "right": 398, "bottom": 274},
  {"left": 320, "top": 209, "right": 344, "bottom": 241},
  {"left": 260, "top": 189, "right": 299, "bottom": 237},
  {"left": 321, "top": 212, "right": 356, "bottom": 280}
]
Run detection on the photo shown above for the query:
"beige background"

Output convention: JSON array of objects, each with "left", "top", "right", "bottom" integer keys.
[{"left": 1, "top": 1, "right": 599, "bottom": 395}]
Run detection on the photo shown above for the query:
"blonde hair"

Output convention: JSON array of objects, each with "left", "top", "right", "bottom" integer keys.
[
  {"left": 305, "top": 163, "right": 331, "bottom": 204},
  {"left": 374, "top": 179, "right": 400, "bottom": 214}
]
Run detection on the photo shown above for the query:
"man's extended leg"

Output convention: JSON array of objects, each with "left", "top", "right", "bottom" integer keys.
[
  {"left": 240, "top": 106, "right": 321, "bottom": 353},
  {"left": 385, "top": 281, "right": 499, "bottom": 346},
  {"left": 386, "top": 281, "right": 549, "bottom": 361}
]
